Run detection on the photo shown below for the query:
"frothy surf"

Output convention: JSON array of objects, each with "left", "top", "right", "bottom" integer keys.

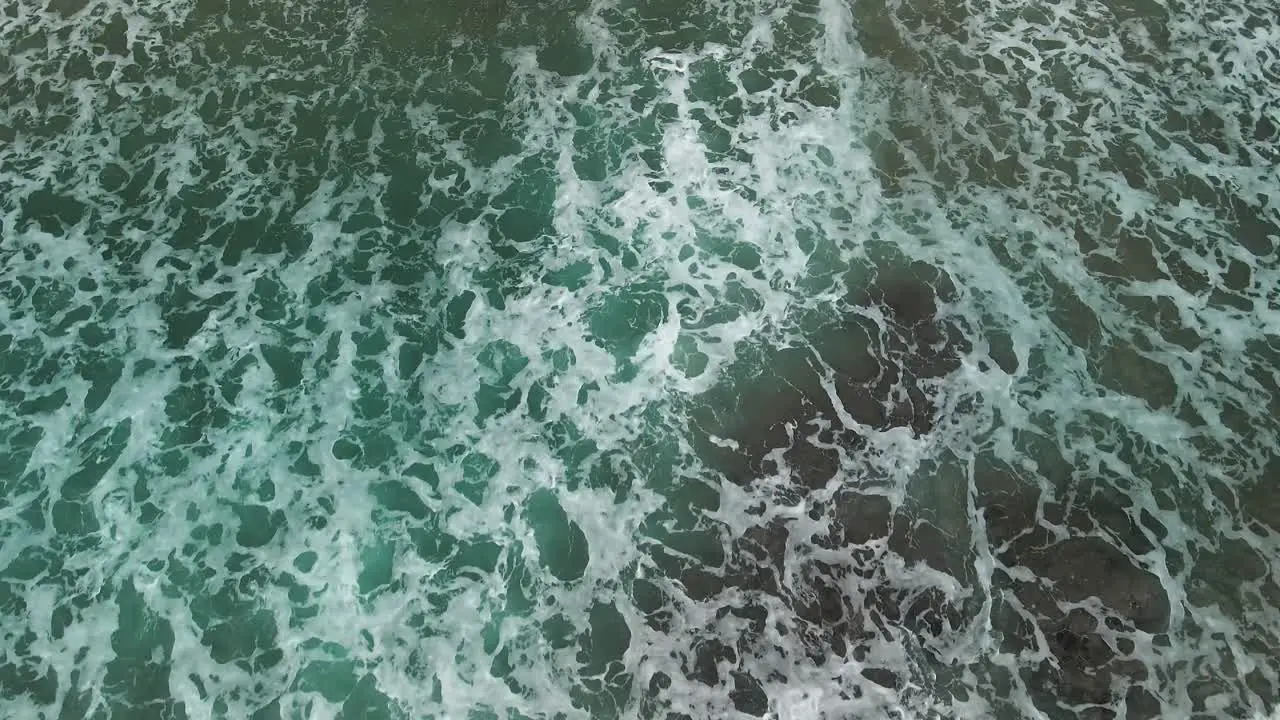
[{"left": 0, "top": 0, "right": 1277, "bottom": 718}]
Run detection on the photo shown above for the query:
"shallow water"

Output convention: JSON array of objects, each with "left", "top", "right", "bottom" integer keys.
[{"left": 1, "top": 0, "right": 1277, "bottom": 718}]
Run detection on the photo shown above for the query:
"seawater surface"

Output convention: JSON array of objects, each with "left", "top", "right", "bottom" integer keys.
[{"left": 1, "top": 0, "right": 1278, "bottom": 717}]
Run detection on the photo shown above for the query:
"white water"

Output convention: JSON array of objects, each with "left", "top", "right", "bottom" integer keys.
[{"left": 0, "top": 0, "right": 1277, "bottom": 718}]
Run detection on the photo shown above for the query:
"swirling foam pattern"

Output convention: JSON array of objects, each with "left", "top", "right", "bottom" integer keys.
[{"left": 1, "top": 0, "right": 1277, "bottom": 717}]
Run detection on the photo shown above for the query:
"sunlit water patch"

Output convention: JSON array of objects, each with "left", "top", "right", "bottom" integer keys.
[{"left": 1, "top": 0, "right": 1277, "bottom": 717}]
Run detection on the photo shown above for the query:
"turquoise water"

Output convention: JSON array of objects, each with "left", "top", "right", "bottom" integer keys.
[{"left": 1, "top": 0, "right": 1278, "bottom": 717}]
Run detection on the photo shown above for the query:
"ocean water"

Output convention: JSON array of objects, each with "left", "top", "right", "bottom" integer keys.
[{"left": 1, "top": 0, "right": 1278, "bottom": 717}]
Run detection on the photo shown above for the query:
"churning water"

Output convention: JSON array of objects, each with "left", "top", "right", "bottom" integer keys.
[{"left": 1, "top": 0, "right": 1278, "bottom": 717}]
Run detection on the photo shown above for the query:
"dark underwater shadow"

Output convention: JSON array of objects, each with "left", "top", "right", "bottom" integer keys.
[
  {"left": 815, "top": 2, "right": 1280, "bottom": 714},
  {"left": 629, "top": 253, "right": 1217, "bottom": 717}
]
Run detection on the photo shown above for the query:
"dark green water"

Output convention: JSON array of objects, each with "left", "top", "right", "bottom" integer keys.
[{"left": 1, "top": 0, "right": 1278, "bottom": 718}]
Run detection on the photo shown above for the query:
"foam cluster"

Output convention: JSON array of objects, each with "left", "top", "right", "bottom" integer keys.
[{"left": 0, "top": 0, "right": 1275, "bottom": 717}]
